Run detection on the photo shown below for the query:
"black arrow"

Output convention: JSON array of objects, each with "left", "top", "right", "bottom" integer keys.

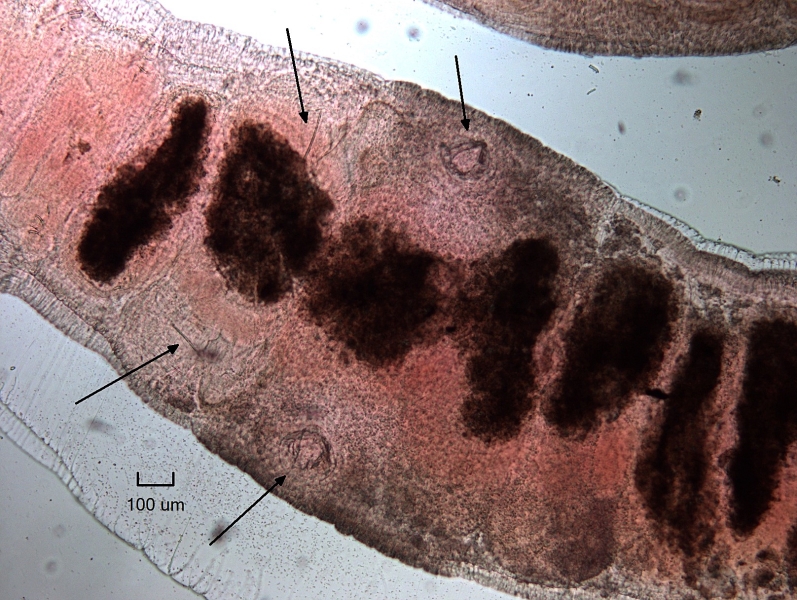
[
  {"left": 286, "top": 29, "right": 308, "bottom": 123},
  {"left": 75, "top": 345, "right": 178, "bottom": 405},
  {"left": 455, "top": 55, "right": 469, "bottom": 130},
  {"left": 209, "top": 476, "right": 286, "bottom": 546}
]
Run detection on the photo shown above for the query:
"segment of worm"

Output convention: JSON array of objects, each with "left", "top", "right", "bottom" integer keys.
[
  {"left": 3, "top": 3, "right": 797, "bottom": 600},
  {"left": 422, "top": 0, "right": 797, "bottom": 56}
]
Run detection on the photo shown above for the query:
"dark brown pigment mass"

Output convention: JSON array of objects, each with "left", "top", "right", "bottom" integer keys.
[
  {"left": 76, "top": 97, "right": 209, "bottom": 282},
  {"left": 545, "top": 264, "right": 676, "bottom": 435},
  {"left": 728, "top": 319, "right": 797, "bottom": 536},
  {"left": 459, "top": 237, "right": 559, "bottom": 442},
  {"left": 635, "top": 329, "right": 724, "bottom": 559},
  {"left": 204, "top": 121, "right": 334, "bottom": 303},
  {"left": 303, "top": 218, "right": 441, "bottom": 367}
]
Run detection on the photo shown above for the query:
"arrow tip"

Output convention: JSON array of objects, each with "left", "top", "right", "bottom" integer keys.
[
  {"left": 461, "top": 118, "right": 470, "bottom": 131},
  {"left": 299, "top": 111, "right": 309, "bottom": 123},
  {"left": 275, "top": 475, "right": 286, "bottom": 486},
  {"left": 167, "top": 344, "right": 179, "bottom": 354}
]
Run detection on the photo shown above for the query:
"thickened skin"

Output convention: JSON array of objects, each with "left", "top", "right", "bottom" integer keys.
[
  {"left": 422, "top": 0, "right": 797, "bottom": 56},
  {"left": 2, "top": 1, "right": 797, "bottom": 599}
]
